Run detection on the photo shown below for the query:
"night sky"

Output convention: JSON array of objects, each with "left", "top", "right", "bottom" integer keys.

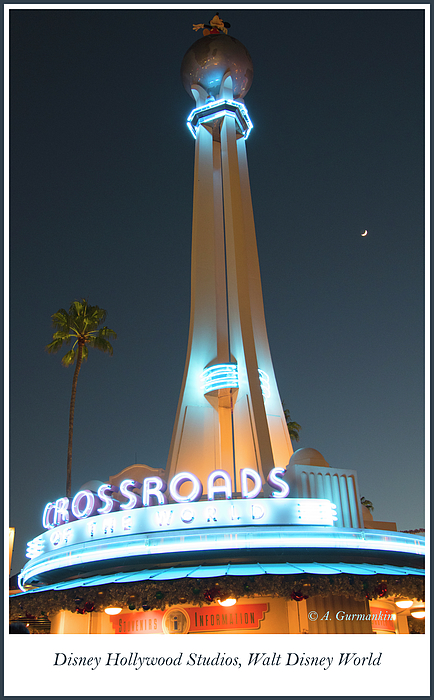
[{"left": 8, "top": 7, "right": 426, "bottom": 575}]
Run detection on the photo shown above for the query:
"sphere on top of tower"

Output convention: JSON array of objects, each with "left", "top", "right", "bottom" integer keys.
[{"left": 181, "top": 34, "right": 253, "bottom": 101}]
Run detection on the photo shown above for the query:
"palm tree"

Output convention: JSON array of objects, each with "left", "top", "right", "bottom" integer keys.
[
  {"left": 360, "top": 496, "right": 374, "bottom": 512},
  {"left": 282, "top": 402, "right": 302, "bottom": 443},
  {"left": 46, "top": 299, "right": 117, "bottom": 497}
]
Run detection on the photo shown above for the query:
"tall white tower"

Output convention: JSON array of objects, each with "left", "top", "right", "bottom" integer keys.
[{"left": 165, "top": 32, "right": 293, "bottom": 494}]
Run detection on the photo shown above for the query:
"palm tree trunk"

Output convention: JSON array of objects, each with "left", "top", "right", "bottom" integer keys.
[{"left": 66, "top": 342, "right": 84, "bottom": 497}]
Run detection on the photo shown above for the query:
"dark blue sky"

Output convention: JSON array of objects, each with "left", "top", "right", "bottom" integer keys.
[{"left": 9, "top": 7, "right": 426, "bottom": 573}]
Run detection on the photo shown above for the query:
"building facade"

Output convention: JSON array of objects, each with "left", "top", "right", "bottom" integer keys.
[{"left": 10, "top": 28, "right": 424, "bottom": 635}]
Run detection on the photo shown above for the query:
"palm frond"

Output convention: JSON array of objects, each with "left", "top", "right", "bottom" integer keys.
[
  {"left": 282, "top": 403, "right": 302, "bottom": 442},
  {"left": 45, "top": 338, "right": 66, "bottom": 354},
  {"left": 98, "top": 326, "right": 117, "bottom": 340},
  {"left": 61, "top": 348, "right": 77, "bottom": 367},
  {"left": 70, "top": 300, "right": 85, "bottom": 317},
  {"left": 87, "top": 306, "right": 107, "bottom": 329},
  {"left": 361, "top": 497, "right": 374, "bottom": 512},
  {"left": 287, "top": 421, "right": 302, "bottom": 442},
  {"left": 87, "top": 336, "right": 114, "bottom": 355},
  {"left": 52, "top": 330, "right": 73, "bottom": 341},
  {"left": 51, "top": 309, "right": 70, "bottom": 331},
  {"left": 67, "top": 299, "right": 107, "bottom": 334}
]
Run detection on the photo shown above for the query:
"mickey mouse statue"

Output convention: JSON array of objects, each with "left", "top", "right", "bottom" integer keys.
[{"left": 193, "top": 13, "right": 231, "bottom": 36}]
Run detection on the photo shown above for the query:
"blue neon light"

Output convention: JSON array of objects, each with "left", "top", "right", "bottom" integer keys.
[
  {"left": 202, "top": 364, "right": 238, "bottom": 393},
  {"left": 24, "top": 497, "right": 338, "bottom": 565},
  {"left": 13, "top": 561, "right": 424, "bottom": 596},
  {"left": 25, "top": 535, "right": 44, "bottom": 559},
  {"left": 28, "top": 497, "right": 339, "bottom": 562},
  {"left": 71, "top": 490, "right": 97, "bottom": 519},
  {"left": 169, "top": 472, "right": 203, "bottom": 503},
  {"left": 42, "top": 502, "right": 56, "bottom": 529},
  {"left": 119, "top": 480, "right": 142, "bottom": 510},
  {"left": 201, "top": 364, "right": 270, "bottom": 398},
  {"left": 240, "top": 467, "right": 262, "bottom": 499},
  {"left": 258, "top": 369, "right": 270, "bottom": 399},
  {"left": 187, "top": 99, "right": 253, "bottom": 140},
  {"left": 207, "top": 469, "right": 233, "bottom": 501},
  {"left": 268, "top": 468, "right": 290, "bottom": 499},
  {"left": 18, "top": 525, "right": 425, "bottom": 591}
]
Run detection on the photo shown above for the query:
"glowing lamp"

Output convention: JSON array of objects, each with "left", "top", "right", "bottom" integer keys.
[
  {"left": 104, "top": 607, "right": 122, "bottom": 615},
  {"left": 395, "top": 600, "right": 413, "bottom": 609},
  {"left": 410, "top": 609, "right": 425, "bottom": 619},
  {"left": 218, "top": 598, "right": 237, "bottom": 607}
]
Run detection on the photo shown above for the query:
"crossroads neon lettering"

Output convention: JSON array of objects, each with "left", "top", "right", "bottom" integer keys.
[{"left": 42, "top": 467, "right": 290, "bottom": 529}]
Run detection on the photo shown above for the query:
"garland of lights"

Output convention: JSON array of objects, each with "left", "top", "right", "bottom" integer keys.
[{"left": 10, "top": 574, "right": 424, "bottom": 618}]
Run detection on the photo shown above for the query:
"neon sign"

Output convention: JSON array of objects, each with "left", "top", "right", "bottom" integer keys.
[
  {"left": 21, "top": 522, "right": 423, "bottom": 591},
  {"left": 27, "top": 497, "right": 339, "bottom": 564},
  {"left": 41, "top": 467, "right": 294, "bottom": 530}
]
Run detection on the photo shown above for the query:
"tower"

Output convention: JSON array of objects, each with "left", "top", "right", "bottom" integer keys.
[{"left": 165, "top": 32, "right": 293, "bottom": 494}]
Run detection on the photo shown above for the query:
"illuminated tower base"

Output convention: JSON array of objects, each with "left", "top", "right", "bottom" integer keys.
[{"left": 165, "top": 34, "right": 293, "bottom": 494}]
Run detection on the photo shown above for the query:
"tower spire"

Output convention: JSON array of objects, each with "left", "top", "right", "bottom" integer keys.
[{"left": 166, "top": 32, "right": 293, "bottom": 495}]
